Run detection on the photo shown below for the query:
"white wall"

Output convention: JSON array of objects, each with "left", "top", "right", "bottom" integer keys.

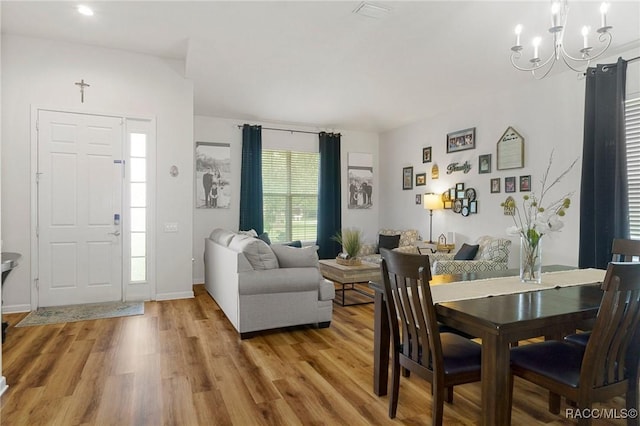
[
  {"left": 0, "top": 3, "right": 7, "bottom": 397},
  {"left": 379, "top": 48, "right": 640, "bottom": 269},
  {"left": 192, "top": 115, "right": 379, "bottom": 283},
  {"left": 1, "top": 35, "right": 195, "bottom": 310}
]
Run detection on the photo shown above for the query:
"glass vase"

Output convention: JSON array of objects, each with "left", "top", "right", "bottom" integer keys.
[{"left": 520, "top": 235, "right": 542, "bottom": 283}]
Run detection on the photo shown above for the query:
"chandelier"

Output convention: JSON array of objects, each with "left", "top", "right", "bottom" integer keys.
[{"left": 510, "top": 1, "right": 613, "bottom": 79}]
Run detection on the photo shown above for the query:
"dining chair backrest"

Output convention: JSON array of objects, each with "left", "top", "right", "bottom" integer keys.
[
  {"left": 581, "top": 262, "right": 640, "bottom": 391},
  {"left": 611, "top": 238, "right": 640, "bottom": 262},
  {"left": 380, "top": 248, "right": 442, "bottom": 371}
]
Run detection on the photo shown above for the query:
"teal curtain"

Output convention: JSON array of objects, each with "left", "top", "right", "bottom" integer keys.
[
  {"left": 579, "top": 58, "right": 629, "bottom": 268},
  {"left": 239, "top": 124, "right": 264, "bottom": 234},
  {"left": 317, "top": 132, "right": 342, "bottom": 259}
]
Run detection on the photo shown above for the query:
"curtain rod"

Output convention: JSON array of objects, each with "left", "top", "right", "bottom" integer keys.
[{"left": 236, "top": 125, "right": 339, "bottom": 136}]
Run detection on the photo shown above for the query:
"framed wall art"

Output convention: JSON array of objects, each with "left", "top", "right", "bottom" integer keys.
[
  {"left": 403, "top": 166, "right": 413, "bottom": 190},
  {"left": 416, "top": 194, "right": 422, "bottom": 205},
  {"left": 479, "top": 154, "right": 491, "bottom": 174},
  {"left": 505, "top": 176, "right": 516, "bottom": 193},
  {"left": 347, "top": 152, "right": 374, "bottom": 209},
  {"left": 490, "top": 177, "right": 501, "bottom": 193},
  {"left": 519, "top": 175, "right": 531, "bottom": 192},
  {"left": 195, "top": 142, "right": 231, "bottom": 209},
  {"left": 497, "top": 126, "right": 524, "bottom": 170},
  {"left": 416, "top": 173, "right": 426, "bottom": 186},
  {"left": 446, "top": 127, "right": 476, "bottom": 153},
  {"left": 423, "top": 147, "right": 432, "bottom": 163}
]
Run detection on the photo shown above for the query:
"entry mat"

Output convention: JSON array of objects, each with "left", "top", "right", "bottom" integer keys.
[{"left": 15, "top": 301, "right": 144, "bottom": 327}]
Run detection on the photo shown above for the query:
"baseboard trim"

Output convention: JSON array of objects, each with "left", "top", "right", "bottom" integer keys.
[
  {"left": 154, "top": 290, "right": 194, "bottom": 301},
  {"left": 192, "top": 277, "right": 204, "bottom": 285},
  {"left": 2, "top": 304, "right": 31, "bottom": 314}
]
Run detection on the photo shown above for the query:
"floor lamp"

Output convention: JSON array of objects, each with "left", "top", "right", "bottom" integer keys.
[{"left": 423, "top": 193, "right": 443, "bottom": 244}]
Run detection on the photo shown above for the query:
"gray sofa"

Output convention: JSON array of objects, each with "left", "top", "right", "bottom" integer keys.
[{"left": 204, "top": 229, "right": 335, "bottom": 338}]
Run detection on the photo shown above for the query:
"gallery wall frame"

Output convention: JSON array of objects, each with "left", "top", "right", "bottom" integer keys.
[
  {"left": 490, "top": 177, "right": 501, "bottom": 193},
  {"left": 479, "top": 154, "right": 491, "bottom": 174},
  {"left": 423, "top": 147, "right": 432, "bottom": 163},
  {"left": 505, "top": 176, "right": 516, "bottom": 193},
  {"left": 403, "top": 166, "right": 413, "bottom": 190},
  {"left": 497, "top": 126, "right": 524, "bottom": 170},
  {"left": 446, "top": 127, "right": 476, "bottom": 153}
]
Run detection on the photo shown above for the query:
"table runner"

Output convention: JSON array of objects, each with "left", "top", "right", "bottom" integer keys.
[{"left": 431, "top": 268, "right": 605, "bottom": 304}]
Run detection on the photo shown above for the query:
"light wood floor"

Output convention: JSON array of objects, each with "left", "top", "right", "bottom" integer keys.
[{"left": 0, "top": 284, "right": 628, "bottom": 425}]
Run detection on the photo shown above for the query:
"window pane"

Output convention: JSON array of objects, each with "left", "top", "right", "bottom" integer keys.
[
  {"left": 263, "top": 149, "right": 319, "bottom": 243},
  {"left": 130, "top": 207, "right": 146, "bottom": 232},
  {"left": 131, "top": 257, "right": 146, "bottom": 282},
  {"left": 627, "top": 97, "right": 640, "bottom": 238},
  {"left": 130, "top": 183, "right": 146, "bottom": 207},
  {"left": 131, "top": 232, "right": 146, "bottom": 257},
  {"left": 130, "top": 158, "right": 146, "bottom": 182},
  {"left": 130, "top": 133, "right": 147, "bottom": 157}
]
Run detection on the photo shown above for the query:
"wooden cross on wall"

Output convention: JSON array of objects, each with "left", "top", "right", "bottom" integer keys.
[{"left": 74, "top": 79, "right": 90, "bottom": 103}]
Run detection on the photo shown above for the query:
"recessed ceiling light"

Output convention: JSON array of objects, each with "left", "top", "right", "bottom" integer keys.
[
  {"left": 353, "top": 2, "right": 390, "bottom": 19},
  {"left": 77, "top": 5, "right": 94, "bottom": 16}
]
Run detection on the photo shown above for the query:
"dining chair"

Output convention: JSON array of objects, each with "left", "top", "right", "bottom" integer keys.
[
  {"left": 509, "top": 262, "right": 640, "bottom": 425},
  {"left": 565, "top": 238, "right": 640, "bottom": 347},
  {"left": 379, "top": 248, "right": 481, "bottom": 424}
]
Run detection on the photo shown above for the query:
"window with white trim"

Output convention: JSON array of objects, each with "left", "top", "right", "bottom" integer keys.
[
  {"left": 626, "top": 95, "right": 640, "bottom": 238},
  {"left": 129, "top": 133, "right": 147, "bottom": 281},
  {"left": 262, "top": 149, "right": 319, "bottom": 243}
]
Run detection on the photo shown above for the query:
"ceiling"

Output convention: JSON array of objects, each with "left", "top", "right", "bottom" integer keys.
[{"left": 2, "top": 1, "right": 639, "bottom": 133}]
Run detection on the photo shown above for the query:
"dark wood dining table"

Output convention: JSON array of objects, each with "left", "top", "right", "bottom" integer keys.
[{"left": 370, "top": 266, "right": 605, "bottom": 426}]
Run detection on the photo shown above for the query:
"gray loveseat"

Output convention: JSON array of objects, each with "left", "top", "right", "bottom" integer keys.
[{"left": 204, "top": 229, "right": 335, "bottom": 338}]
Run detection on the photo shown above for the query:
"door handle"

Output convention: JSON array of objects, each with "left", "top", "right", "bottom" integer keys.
[{"left": 108, "top": 230, "right": 121, "bottom": 237}]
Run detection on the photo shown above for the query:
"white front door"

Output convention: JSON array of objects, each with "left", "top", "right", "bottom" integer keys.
[{"left": 37, "top": 110, "right": 124, "bottom": 307}]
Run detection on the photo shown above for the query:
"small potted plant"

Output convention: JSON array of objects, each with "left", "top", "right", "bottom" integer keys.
[{"left": 333, "top": 228, "right": 363, "bottom": 266}]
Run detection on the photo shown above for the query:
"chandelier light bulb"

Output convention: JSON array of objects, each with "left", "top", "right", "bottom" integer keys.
[
  {"left": 600, "top": 2, "right": 609, "bottom": 28},
  {"left": 551, "top": 2, "right": 561, "bottom": 27},
  {"left": 581, "top": 26, "right": 590, "bottom": 49},
  {"left": 532, "top": 36, "right": 542, "bottom": 60},
  {"left": 514, "top": 24, "right": 523, "bottom": 46}
]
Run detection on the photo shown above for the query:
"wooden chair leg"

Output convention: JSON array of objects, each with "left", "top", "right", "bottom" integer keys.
[
  {"left": 432, "top": 382, "right": 445, "bottom": 426},
  {"left": 445, "top": 386, "right": 453, "bottom": 403},
  {"left": 389, "top": 354, "right": 400, "bottom": 418},
  {"left": 507, "top": 374, "right": 514, "bottom": 423},
  {"left": 627, "top": 376, "right": 639, "bottom": 426}
]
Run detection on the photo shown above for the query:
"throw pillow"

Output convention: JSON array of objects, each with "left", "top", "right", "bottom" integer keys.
[
  {"left": 454, "top": 243, "right": 480, "bottom": 260},
  {"left": 257, "top": 232, "right": 271, "bottom": 245},
  {"left": 377, "top": 234, "right": 401, "bottom": 254},
  {"left": 479, "top": 238, "right": 512, "bottom": 263},
  {"left": 286, "top": 240, "right": 302, "bottom": 248},
  {"left": 270, "top": 245, "right": 319, "bottom": 268},
  {"left": 228, "top": 235, "right": 279, "bottom": 270}
]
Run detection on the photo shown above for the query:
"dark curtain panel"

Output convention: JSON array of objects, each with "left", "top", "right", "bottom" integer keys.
[
  {"left": 579, "top": 57, "right": 629, "bottom": 269},
  {"left": 317, "top": 132, "right": 342, "bottom": 259},
  {"left": 239, "top": 124, "right": 264, "bottom": 234}
]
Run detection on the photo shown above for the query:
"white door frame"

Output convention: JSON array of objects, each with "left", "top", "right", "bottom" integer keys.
[{"left": 30, "top": 106, "right": 157, "bottom": 310}]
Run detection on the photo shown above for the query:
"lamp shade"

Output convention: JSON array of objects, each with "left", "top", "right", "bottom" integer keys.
[{"left": 424, "top": 193, "right": 443, "bottom": 211}]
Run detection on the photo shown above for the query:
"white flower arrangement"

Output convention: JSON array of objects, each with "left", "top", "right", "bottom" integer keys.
[
  {"left": 503, "top": 152, "right": 578, "bottom": 244},
  {"left": 502, "top": 152, "right": 578, "bottom": 280}
]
